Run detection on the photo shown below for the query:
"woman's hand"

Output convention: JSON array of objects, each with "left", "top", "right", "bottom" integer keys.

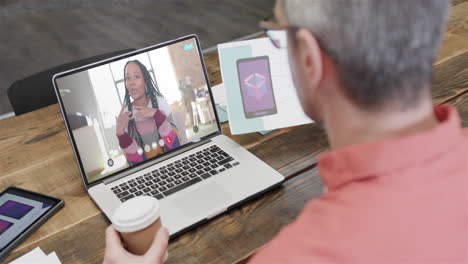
[
  {"left": 103, "top": 225, "right": 169, "bottom": 264},
  {"left": 133, "top": 106, "right": 158, "bottom": 119},
  {"left": 116, "top": 105, "right": 133, "bottom": 136}
]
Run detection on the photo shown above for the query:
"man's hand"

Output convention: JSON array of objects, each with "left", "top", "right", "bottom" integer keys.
[
  {"left": 116, "top": 104, "right": 133, "bottom": 136},
  {"left": 103, "top": 225, "right": 169, "bottom": 264},
  {"left": 133, "top": 106, "right": 158, "bottom": 119}
]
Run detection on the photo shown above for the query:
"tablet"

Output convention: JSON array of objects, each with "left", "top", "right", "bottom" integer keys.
[
  {"left": 0, "top": 186, "right": 64, "bottom": 262},
  {"left": 236, "top": 56, "right": 278, "bottom": 119}
]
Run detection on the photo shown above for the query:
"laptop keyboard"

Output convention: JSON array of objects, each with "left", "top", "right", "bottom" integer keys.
[{"left": 110, "top": 145, "right": 240, "bottom": 202}]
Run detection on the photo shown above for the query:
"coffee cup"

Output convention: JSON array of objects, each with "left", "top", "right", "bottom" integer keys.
[{"left": 112, "top": 196, "right": 165, "bottom": 256}]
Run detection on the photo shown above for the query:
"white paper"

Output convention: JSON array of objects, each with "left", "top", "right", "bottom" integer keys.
[
  {"left": 9, "top": 247, "right": 62, "bottom": 264},
  {"left": 44, "top": 251, "right": 61, "bottom": 264},
  {"left": 249, "top": 38, "right": 312, "bottom": 129},
  {"left": 217, "top": 33, "right": 313, "bottom": 134},
  {"left": 9, "top": 247, "right": 46, "bottom": 264},
  {"left": 211, "top": 83, "right": 227, "bottom": 107}
]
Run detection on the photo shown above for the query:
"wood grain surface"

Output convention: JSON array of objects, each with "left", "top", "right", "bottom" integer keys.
[
  {"left": 452, "top": 0, "right": 466, "bottom": 6},
  {"left": 449, "top": 92, "right": 468, "bottom": 127},
  {"left": 436, "top": 1, "right": 468, "bottom": 65},
  {"left": 432, "top": 51, "right": 468, "bottom": 105},
  {"left": 1, "top": 1, "right": 467, "bottom": 263}
]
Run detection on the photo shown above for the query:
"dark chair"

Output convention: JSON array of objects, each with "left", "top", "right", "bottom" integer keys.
[{"left": 7, "top": 48, "right": 135, "bottom": 116}]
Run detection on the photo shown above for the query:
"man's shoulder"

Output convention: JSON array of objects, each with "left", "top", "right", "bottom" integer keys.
[
  {"left": 463, "top": 128, "right": 468, "bottom": 154},
  {"left": 463, "top": 128, "right": 468, "bottom": 146}
]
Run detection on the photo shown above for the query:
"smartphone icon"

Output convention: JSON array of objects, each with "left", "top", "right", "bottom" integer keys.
[{"left": 236, "top": 56, "right": 277, "bottom": 119}]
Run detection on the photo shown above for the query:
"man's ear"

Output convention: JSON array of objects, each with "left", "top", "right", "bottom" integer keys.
[{"left": 295, "top": 28, "right": 324, "bottom": 89}]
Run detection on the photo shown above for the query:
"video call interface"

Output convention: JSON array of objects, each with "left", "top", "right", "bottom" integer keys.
[
  {"left": 55, "top": 37, "right": 218, "bottom": 183},
  {"left": 0, "top": 189, "right": 58, "bottom": 251}
]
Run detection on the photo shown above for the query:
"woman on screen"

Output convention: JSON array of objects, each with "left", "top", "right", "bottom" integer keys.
[{"left": 116, "top": 60, "right": 181, "bottom": 165}]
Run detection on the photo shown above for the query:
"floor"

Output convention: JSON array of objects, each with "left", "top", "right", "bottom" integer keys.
[{"left": 0, "top": 0, "right": 275, "bottom": 116}]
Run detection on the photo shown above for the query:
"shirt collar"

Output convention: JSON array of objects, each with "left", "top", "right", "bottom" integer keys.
[{"left": 318, "top": 104, "right": 464, "bottom": 189}]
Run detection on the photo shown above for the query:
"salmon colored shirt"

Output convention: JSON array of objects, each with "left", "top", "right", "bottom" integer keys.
[{"left": 249, "top": 105, "right": 468, "bottom": 264}]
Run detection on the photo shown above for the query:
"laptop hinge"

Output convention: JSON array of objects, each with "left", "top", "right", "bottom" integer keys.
[{"left": 102, "top": 139, "right": 212, "bottom": 185}]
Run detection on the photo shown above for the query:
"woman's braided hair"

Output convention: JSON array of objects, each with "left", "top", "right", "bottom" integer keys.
[{"left": 123, "top": 60, "right": 163, "bottom": 148}]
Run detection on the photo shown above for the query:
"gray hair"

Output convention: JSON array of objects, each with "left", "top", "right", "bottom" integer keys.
[{"left": 284, "top": 0, "right": 451, "bottom": 110}]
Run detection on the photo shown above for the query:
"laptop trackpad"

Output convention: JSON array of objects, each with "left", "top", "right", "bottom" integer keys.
[{"left": 174, "top": 182, "right": 231, "bottom": 219}]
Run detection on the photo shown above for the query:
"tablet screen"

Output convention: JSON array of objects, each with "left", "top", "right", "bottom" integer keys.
[{"left": 0, "top": 188, "right": 60, "bottom": 251}]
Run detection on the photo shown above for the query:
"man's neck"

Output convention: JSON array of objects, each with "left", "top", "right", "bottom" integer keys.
[{"left": 323, "top": 95, "right": 439, "bottom": 149}]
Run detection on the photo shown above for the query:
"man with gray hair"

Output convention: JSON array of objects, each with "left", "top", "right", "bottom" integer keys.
[
  {"left": 103, "top": 0, "right": 467, "bottom": 263},
  {"left": 247, "top": 0, "right": 467, "bottom": 263}
]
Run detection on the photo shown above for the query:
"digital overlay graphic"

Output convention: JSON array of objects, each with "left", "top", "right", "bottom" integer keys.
[{"left": 244, "top": 73, "right": 267, "bottom": 100}]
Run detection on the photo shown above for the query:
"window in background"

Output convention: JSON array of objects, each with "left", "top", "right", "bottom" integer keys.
[
  {"left": 88, "top": 65, "right": 121, "bottom": 130},
  {"left": 149, "top": 47, "right": 181, "bottom": 104}
]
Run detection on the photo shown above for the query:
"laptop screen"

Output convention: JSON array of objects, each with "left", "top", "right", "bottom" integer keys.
[{"left": 54, "top": 36, "right": 220, "bottom": 184}]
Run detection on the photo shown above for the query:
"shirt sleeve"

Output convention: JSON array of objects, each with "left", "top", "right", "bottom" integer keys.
[
  {"left": 117, "top": 132, "right": 144, "bottom": 163},
  {"left": 153, "top": 111, "right": 180, "bottom": 149},
  {"left": 153, "top": 97, "right": 180, "bottom": 149}
]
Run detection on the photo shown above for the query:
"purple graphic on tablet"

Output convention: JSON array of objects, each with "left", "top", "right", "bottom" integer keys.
[
  {"left": 237, "top": 56, "right": 277, "bottom": 118},
  {"left": 244, "top": 73, "right": 267, "bottom": 99},
  {"left": 0, "top": 219, "right": 13, "bottom": 235},
  {"left": 0, "top": 200, "right": 33, "bottom": 220}
]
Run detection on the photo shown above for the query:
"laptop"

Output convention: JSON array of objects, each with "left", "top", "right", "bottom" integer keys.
[{"left": 52, "top": 34, "right": 285, "bottom": 237}]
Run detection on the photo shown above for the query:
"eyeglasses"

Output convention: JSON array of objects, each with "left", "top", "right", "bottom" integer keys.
[
  {"left": 259, "top": 20, "right": 297, "bottom": 49},
  {"left": 260, "top": 19, "right": 338, "bottom": 61}
]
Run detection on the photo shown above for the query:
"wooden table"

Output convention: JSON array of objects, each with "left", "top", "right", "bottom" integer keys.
[{"left": 1, "top": 1, "right": 467, "bottom": 263}]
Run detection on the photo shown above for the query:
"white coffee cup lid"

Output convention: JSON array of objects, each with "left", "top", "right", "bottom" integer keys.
[{"left": 112, "top": 196, "right": 160, "bottom": 233}]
